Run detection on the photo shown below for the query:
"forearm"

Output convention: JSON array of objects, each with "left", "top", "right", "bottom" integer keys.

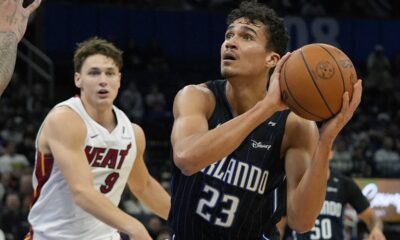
[
  {"left": 74, "top": 187, "right": 144, "bottom": 235},
  {"left": 287, "top": 141, "right": 332, "bottom": 231},
  {"left": 174, "top": 101, "right": 276, "bottom": 174},
  {"left": 363, "top": 210, "right": 383, "bottom": 232},
  {"left": 134, "top": 177, "right": 171, "bottom": 220},
  {"left": 0, "top": 32, "right": 18, "bottom": 95}
]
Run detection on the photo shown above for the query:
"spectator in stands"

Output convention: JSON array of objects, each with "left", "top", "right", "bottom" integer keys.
[
  {"left": 145, "top": 83, "right": 168, "bottom": 120},
  {"left": 330, "top": 137, "right": 353, "bottom": 175},
  {"left": 124, "top": 39, "right": 144, "bottom": 71},
  {"left": 373, "top": 136, "right": 400, "bottom": 177},
  {"left": 119, "top": 82, "right": 144, "bottom": 122},
  {"left": 0, "top": 142, "right": 29, "bottom": 176},
  {"left": 0, "top": 192, "right": 29, "bottom": 240},
  {"left": 365, "top": 45, "right": 393, "bottom": 92}
]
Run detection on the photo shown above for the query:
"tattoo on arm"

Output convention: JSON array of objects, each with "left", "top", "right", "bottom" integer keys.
[{"left": 0, "top": 32, "right": 18, "bottom": 95}]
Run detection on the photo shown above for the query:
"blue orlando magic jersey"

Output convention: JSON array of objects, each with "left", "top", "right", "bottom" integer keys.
[
  {"left": 294, "top": 169, "right": 370, "bottom": 240},
  {"left": 168, "top": 80, "right": 290, "bottom": 240}
]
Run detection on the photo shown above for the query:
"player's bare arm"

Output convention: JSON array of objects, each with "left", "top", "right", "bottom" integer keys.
[
  {"left": 283, "top": 80, "right": 363, "bottom": 232},
  {"left": 358, "top": 208, "right": 386, "bottom": 240},
  {"left": 283, "top": 114, "right": 325, "bottom": 232},
  {"left": 0, "top": 0, "right": 41, "bottom": 95},
  {"left": 128, "top": 123, "right": 171, "bottom": 220},
  {"left": 172, "top": 84, "right": 277, "bottom": 175},
  {"left": 41, "top": 107, "right": 151, "bottom": 240}
]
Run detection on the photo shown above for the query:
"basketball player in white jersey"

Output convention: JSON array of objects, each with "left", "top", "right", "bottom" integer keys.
[
  {"left": 24, "top": 38, "right": 170, "bottom": 240},
  {"left": 0, "top": 0, "right": 41, "bottom": 95}
]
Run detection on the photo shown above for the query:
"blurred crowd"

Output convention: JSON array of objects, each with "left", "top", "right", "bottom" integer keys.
[{"left": 51, "top": 0, "right": 400, "bottom": 18}]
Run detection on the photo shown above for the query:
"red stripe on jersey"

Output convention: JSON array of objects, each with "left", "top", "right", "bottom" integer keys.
[{"left": 31, "top": 151, "right": 54, "bottom": 206}]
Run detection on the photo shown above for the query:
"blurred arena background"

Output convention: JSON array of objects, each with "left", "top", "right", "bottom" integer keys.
[{"left": 0, "top": 0, "right": 399, "bottom": 239}]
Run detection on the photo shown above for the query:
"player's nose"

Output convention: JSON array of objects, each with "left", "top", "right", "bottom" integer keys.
[{"left": 225, "top": 37, "right": 238, "bottom": 50}]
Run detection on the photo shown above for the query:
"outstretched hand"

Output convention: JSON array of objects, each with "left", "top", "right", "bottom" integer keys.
[
  {"left": 319, "top": 79, "right": 363, "bottom": 143},
  {"left": 0, "top": 0, "right": 42, "bottom": 42}
]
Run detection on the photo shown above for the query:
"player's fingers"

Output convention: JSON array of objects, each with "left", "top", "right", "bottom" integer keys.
[
  {"left": 349, "top": 79, "right": 362, "bottom": 111},
  {"left": 25, "top": 0, "right": 41, "bottom": 15},
  {"left": 339, "top": 91, "right": 350, "bottom": 115},
  {"left": 274, "top": 52, "right": 291, "bottom": 73}
]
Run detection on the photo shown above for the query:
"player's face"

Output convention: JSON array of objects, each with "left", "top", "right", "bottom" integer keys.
[
  {"left": 220, "top": 18, "right": 271, "bottom": 78},
  {"left": 74, "top": 54, "right": 121, "bottom": 108}
]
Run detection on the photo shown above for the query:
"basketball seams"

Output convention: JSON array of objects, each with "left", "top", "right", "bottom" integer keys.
[
  {"left": 282, "top": 54, "right": 323, "bottom": 121},
  {"left": 317, "top": 44, "right": 346, "bottom": 97},
  {"left": 300, "top": 46, "right": 335, "bottom": 117}
]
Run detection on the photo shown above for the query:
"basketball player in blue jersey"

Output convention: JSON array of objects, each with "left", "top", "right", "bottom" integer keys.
[
  {"left": 278, "top": 149, "right": 386, "bottom": 240},
  {"left": 21, "top": 38, "right": 171, "bottom": 240},
  {"left": 168, "top": 1, "right": 362, "bottom": 239},
  {"left": 0, "top": 0, "right": 41, "bottom": 96}
]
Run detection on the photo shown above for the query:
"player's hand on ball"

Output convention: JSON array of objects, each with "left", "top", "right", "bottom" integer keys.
[
  {"left": 319, "top": 79, "right": 362, "bottom": 142},
  {"left": 265, "top": 52, "right": 291, "bottom": 112}
]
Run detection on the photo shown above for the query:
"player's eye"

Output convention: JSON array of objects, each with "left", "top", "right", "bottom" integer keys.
[
  {"left": 225, "top": 32, "right": 233, "bottom": 40},
  {"left": 243, "top": 34, "right": 253, "bottom": 41},
  {"left": 88, "top": 71, "right": 100, "bottom": 75}
]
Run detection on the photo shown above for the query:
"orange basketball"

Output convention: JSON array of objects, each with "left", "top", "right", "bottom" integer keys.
[{"left": 279, "top": 43, "right": 358, "bottom": 121}]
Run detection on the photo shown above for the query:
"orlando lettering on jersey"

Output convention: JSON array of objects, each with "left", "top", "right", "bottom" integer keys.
[
  {"left": 85, "top": 143, "right": 132, "bottom": 169},
  {"left": 202, "top": 156, "right": 269, "bottom": 195},
  {"left": 320, "top": 200, "right": 342, "bottom": 217}
]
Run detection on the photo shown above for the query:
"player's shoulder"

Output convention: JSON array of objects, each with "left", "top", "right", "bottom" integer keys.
[
  {"left": 174, "top": 83, "right": 215, "bottom": 108},
  {"left": 44, "top": 105, "right": 85, "bottom": 131},
  {"left": 47, "top": 105, "right": 81, "bottom": 120},
  {"left": 131, "top": 123, "right": 144, "bottom": 139},
  {"left": 177, "top": 83, "right": 213, "bottom": 99}
]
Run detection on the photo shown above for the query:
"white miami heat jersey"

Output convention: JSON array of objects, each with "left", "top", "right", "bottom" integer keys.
[{"left": 28, "top": 97, "right": 137, "bottom": 240}]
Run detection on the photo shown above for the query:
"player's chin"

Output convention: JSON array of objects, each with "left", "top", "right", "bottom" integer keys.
[
  {"left": 96, "top": 96, "right": 114, "bottom": 105},
  {"left": 221, "top": 67, "right": 236, "bottom": 78}
]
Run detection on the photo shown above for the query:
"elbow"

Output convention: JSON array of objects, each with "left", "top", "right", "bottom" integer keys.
[
  {"left": 70, "top": 185, "right": 91, "bottom": 209},
  {"left": 173, "top": 151, "right": 200, "bottom": 176}
]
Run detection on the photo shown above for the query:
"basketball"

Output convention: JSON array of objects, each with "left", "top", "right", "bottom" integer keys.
[{"left": 280, "top": 43, "right": 358, "bottom": 121}]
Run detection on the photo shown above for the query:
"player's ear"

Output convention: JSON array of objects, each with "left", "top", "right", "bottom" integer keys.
[
  {"left": 74, "top": 72, "right": 82, "bottom": 88},
  {"left": 265, "top": 52, "right": 280, "bottom": 68}
]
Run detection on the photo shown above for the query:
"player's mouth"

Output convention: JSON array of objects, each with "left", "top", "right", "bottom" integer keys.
[
  {"left": 97, "top": 89, "right": 109, "bottom": 98},
  {"left": 222, "top": 52, "right": 238, "bottom": 63}
]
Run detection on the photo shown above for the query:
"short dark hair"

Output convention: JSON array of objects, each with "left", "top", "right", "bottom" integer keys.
[
  {"left": 227, "top": 1, "right": 289, "bottom": 56},
  {"left": 73, "top": 37, "right": 123, "bottom": 73}
]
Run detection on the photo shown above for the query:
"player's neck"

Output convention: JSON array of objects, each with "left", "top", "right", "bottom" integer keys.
[
  {"left": 80, "top": 98, "right": 117, "bottom": 133},
  {"left": 226, "top": 80, "right": 266, "bottom": 116},
  {"left": 226, "top": 77, "right": 267, "bottom": 115}
]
